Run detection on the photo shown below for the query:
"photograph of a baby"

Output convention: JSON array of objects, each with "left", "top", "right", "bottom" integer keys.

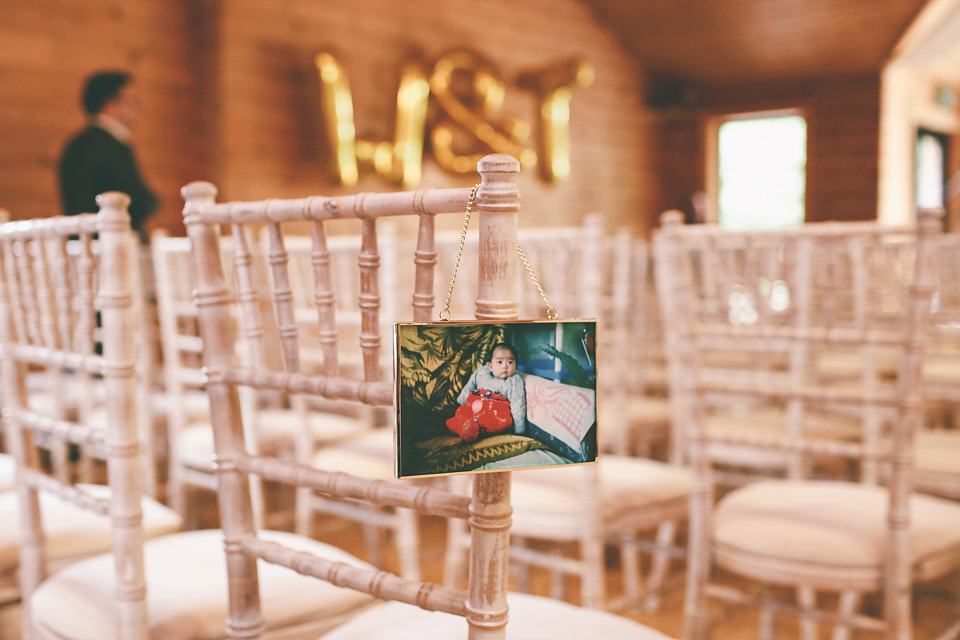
[
  {"left": 446, "top": 343, "right": 526, "bottom": 442},
  {"left": 395, "top": 320, "right": 598, "bottom": 478}
]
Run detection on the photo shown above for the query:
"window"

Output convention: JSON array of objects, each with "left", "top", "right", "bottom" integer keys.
[
  {"left": 716, "top": 112, "right": 807, "bottom": 230},
  {"left": 915, "top": 129, "right": 947, "bottom": 209}
]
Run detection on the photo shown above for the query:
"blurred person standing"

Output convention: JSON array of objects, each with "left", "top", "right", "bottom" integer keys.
[{"left": 58, "top": 70, "right": 158, "bottom": 242}]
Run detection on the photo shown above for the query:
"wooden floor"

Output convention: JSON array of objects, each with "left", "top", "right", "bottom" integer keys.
[{"left": 1, "top": 483, "right": 957, "bottom": 639}]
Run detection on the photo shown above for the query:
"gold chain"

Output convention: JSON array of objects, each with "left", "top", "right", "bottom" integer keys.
[
  {"left": 517, "top": 244, "right": 558, "bottom": 319},
  {"left": 439, "top": 183, "right": 557, "bottom": 321},
  {"left": 439, "top": 184, "right": 479, "bottom": 321}
]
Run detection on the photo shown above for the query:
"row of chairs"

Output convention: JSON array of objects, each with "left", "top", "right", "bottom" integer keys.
[
  {"left": 0, "top": 155, "right": 677, "bottom": 639},
  {"left": 653, "top": 210, "right": 960, "bottom": 640},
  {"left": 3, "top": 162, "right": 960, "bottom": 639}
]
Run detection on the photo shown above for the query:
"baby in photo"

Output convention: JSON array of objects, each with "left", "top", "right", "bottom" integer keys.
[{"left": 446, "top": 343, "right": 527, "bottom": 442}]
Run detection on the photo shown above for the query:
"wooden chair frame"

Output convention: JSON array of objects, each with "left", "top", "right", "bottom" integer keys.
[
  {"left": 183, "top": 154, "right": 520, "bottom": 639},
  {"left": 0, "top": 194, "right": 149, "bottom": 637},
  {"left": 654, "top": 210, "right": 957, "bottom": 640}
]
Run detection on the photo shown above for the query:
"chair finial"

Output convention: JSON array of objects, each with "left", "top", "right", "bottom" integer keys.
[
  {"left": 660, "top": 209, "right": 685, "bottom": 227},
  {"left": 96, "top": 191, "right": 133, "bottom": 232}
]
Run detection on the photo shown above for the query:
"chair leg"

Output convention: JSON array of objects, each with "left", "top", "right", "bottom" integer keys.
[
  {"left": 830, "top": 590, "right": 860, "bottom": 640},
  {"left": 363, "top": 522, "right": 383, "bottom": 569},
  {"left": 620, "top": 534, "right": 641, "bottom": 606},
  {"left": 798, "top": 586, "right": 818, "bottom": 640},
  {"left": 645, "top": 519, "right": 678, "bottom": 612},
  {"left": 580, "top": 537, "right": 606, "bottom": 609},
  {"left": 394, "top": 507, "right": 420, "bottom": 581},
  {"left": 443, "top": 516, "right": 469, "bottom": 588},
  {"left": 759, "top": 601, "right": 776, "bottom": 640},
  {"left": 167, "top": 464, "right": 187, "bottom": 525},
  {"left": 250, "top": 475, "right": 266, "bottom": 531},
  {"left": 294, "top": 486, "right": 313, "bottom": 536},
  {"left": 510, "top": 536, "right": 531, "bottom": 593},
  {"left": 550, "top": 555, "right": 566, "bottom": 602}
]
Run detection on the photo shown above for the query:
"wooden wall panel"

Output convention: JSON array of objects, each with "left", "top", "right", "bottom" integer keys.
[
  {"left": 214, "top": 0, "right": 653, "bottom": 233},
  {"left": 0, "top": 0, "right": 215, "bottom": 234},
  {"left": 647, "top": 73, "right": 883, "bottom": 226},
  {"left": 0, "top": 0, "right": 900, "bottom": 237}
]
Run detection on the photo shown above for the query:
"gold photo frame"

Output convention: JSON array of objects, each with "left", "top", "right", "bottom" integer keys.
[{"left": 394, "top": 319, "right": 598, "bottom": 478}]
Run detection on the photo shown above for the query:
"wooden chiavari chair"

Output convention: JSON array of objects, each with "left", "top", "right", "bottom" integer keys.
[
  {"left": 441, "top": 214, "right": 690, "bottom": 612},
  {"left": 0, "top": 194, "right": 181, "bottom": 631},
  {"left": 654, "top": 210, "right": 960, "bottom": 640},
  {"left": 598, "top": 227, "right": 673, "bottom": 459},
  {"left": 13, "top": 196, "right": 376, "bottom": 640},
  {"left": 182, "top": 153, "right": 675, "bottom": 639},
  {"left": 912, "top": 231, "right": 960, "bottom": 500},
  {"left": 0, "top": 202, "right": 13, "bottom": 493},
  {"left": 151, "top": 230, "right": 223, "bottom": 522},
  {"left": 278, "top": 229, "right": 422, "bottom": 579}
]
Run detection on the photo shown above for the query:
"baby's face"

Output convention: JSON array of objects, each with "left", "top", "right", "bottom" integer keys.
[{"left": 489, "top": 347, "right": 517, "bottom": 379}]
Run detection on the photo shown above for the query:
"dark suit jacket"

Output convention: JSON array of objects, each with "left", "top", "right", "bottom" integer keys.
[{"left": 58, "top": 125, "right": 158, "bottom": 240}]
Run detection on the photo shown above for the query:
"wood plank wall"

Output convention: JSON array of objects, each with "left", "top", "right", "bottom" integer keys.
[
  {"left": 0, "top": 0, "right": 655, "bottom": 236},
  {"left": 648, "top": 73, "right": 884, "bottom": 225},
  {"left": 0, "top": 0, "right": 216, "bottom": 235},
  {"left": 214, "top": 0, "right": 652, "bottom": 233}
]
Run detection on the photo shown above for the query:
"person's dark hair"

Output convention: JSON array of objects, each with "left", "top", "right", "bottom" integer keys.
[
  {"left": 81, "top": 71, "right": 131, "bottom": 115},
  {"left": 487, "top": 342, "right": 517, "bottom": 363}
]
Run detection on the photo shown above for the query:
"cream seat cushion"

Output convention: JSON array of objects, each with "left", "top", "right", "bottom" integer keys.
[
  {"left": 626, "top": 395, "right": 672, "bottom": 424},
  {"left": 320, "top": 592, "right": 677, "bottom": 640},
  {"left": 912, "top": 430, "right": 960, "bottom": 498},
  {"left": 923, "top": 353, "right": 960, "bottom": 382},
  {"left": 30, "top": 529, "right": 377, "bottom": 640},
  {"left": 597, "top": 395, "right": 672, "bottom": 454},
  {"left": 0, "top": 485, "right": 182, "bottom": 572},
  {"left": 0, "top": 453, "right": 14, "bottom": 493},
  {"left": 176, "top": 411, "right": 368, "bottom": 470},
  {"left": 509, "top": 456, "right": 690, "bottom": 536},
  {"left": 704, "top": 406, "right": 861, "bottom": 469},
  {"left": 714, "top": 479, "right": 960, "bottom": 591},
  {"left": 309, "top": 429, "right": 395, "bottom": 477},
  {"left": 914, "top": 430, "right": 960, "bottom": 476}
]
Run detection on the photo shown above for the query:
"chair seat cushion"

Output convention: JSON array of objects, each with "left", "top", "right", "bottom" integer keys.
[
  {"left": 30, "top": 529, "right": 376, "bottom": 640},
  {"left": 912, "top": 430, "right": 960, "bottom": 498},
  {"left": 714, "top": 479, "right": 960, "bottom": 590},
  {"left": 626, "top": 395, "right": 672, "bottom": 424},
  {"left": 0, "top": 485, "right": 182, "bottom": 572},
  {"left": 0, "top": 453, "right": 15, "bottom": 493},
  {"left": 320, "top": 592, "right": 676, "bottom": 640},
  {"left": 914, "top": 429, "right": 960, "bottom": 476},
  {"left": 309, "top": 429, "right": 396, "bottom": 478},
  {"left": 176, "top": 412, "right": 370, "bottom": 470},
  {"left": 509, "top": 456, "right": 690, "bottom": 534},
  {"left": 704, "top": 406, "right": 860, "bottom": 469},
  {"left": 923, "top": 354, "right": 960, "bottom": 383}
]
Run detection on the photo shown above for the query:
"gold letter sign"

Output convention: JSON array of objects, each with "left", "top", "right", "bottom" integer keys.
[
  {"left": 316, "top": 50, "right": 593, "bottom": 187},
  {"left": 316, "top": 52, "right": 430, "bottom": 188}
]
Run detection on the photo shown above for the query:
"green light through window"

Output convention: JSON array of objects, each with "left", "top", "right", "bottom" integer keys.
[{"left": 718, "top": 114, "right": 807, "bottom": 230}]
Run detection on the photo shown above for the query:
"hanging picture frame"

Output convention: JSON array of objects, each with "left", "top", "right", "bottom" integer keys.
[{"left": 394, "top": 318, "right": 598, "bottom": 479}]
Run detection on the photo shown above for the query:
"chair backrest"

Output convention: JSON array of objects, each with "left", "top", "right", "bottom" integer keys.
[
  {"left": 277, "top": 223, "right": 402, "bottom": 376},
  {"left": 182, "top": 153, "right": 520, "bottom": 639},
  {"left": 431, "top": 215, "right": 606, "bottom": 321},
  {"left": 653, "top": 211, "right": 942, "bottom": 639},
  {"left": 925, "top": 232, "right": 960, "bottom": 404},
  {"left": 0, "top": 193, "right": 148, "bottom": 637},
  {"left": 151, "top": 230, "right": 207, "bottom": 432},
  {"left": 655, "top": 215, "right": 929, "bottom": 472}
]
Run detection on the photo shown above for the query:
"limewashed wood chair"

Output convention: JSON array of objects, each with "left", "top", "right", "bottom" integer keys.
[
  {"left": 442, "top": 215, "right": 690, "bottom": 612},
  {"left": 654, "top": 209, "right": 960, "bottom": 640},
  {"left": 182, "top": 153, "right": 676, "bottom": 639},
  {"left": 0, "top": 194, "right": 181, "bottom": 634},
  {"left": 9, "top": 196, "right": 377, "bottom": 640}
]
